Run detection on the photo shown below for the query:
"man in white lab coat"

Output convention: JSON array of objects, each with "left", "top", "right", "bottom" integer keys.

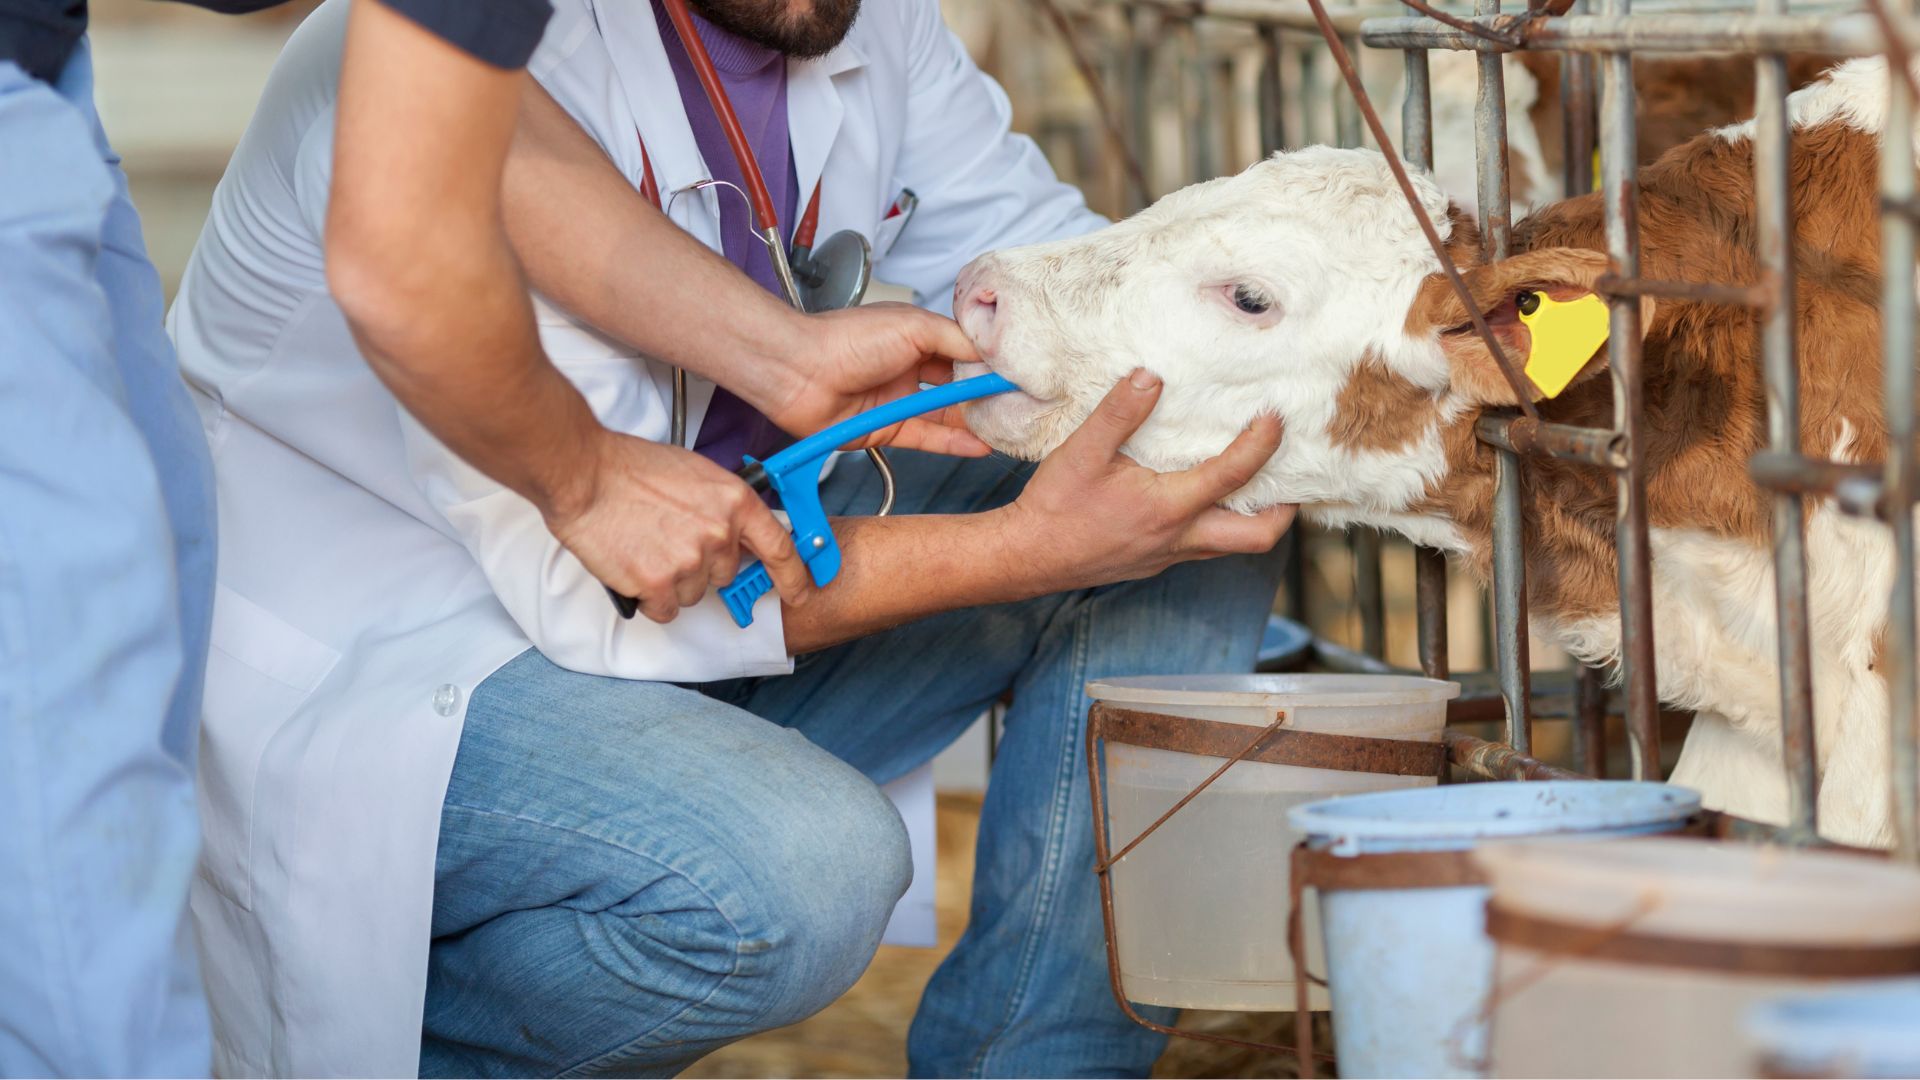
[{"left": 171, "top": 0, "right": 1293, "bottom": 1075}]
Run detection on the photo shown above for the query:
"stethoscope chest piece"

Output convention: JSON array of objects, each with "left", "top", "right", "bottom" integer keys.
[{"left": 793, "top": 229, "right": 873, "bottom": 314}]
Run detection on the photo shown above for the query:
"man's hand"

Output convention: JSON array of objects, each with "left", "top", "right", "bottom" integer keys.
[
  {"left": 998, "top": 369, "right": 1296, "bottom": 589},
  {"left": 757, "top": 302, "right": 992, "bottom": 457},
  {"left": 545, "top": 432, "right": 814, "bottom": 624}
]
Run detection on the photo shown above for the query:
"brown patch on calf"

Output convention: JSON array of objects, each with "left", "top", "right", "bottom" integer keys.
[
  {"left": 1410, "top": 112, "right": 1887, "bottom": 628},
  {"left": 1329, "top": 351, "right": 1444, "bottom": 453}
]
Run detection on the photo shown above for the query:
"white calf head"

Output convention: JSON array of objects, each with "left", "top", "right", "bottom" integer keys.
[{"left": 957, "top": 146, "right": 1614, "bottom": 521}]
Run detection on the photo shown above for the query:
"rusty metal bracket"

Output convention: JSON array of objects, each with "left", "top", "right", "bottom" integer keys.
[{"left": 1446, "top": 728, "right": 1592, "bottom": 781}]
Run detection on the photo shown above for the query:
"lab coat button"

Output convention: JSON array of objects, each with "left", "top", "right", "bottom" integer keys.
[{"left": 432, "top": 683, "right": 462, "bottom": 717}]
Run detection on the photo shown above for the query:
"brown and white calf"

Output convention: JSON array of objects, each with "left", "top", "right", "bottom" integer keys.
[
  {"left": 1427, "top": 51, "right": 1834, "bottom": 215},
  {"left": 957, "top": 57, "right": 1906, "bottom": 847}
]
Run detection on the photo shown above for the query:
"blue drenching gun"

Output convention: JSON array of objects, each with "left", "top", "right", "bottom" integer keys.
[{"left": 720, "top": 372, "right": 1017, "bottom": 626}]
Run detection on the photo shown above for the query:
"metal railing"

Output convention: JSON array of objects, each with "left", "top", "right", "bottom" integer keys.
[{"left": 1022, "top": 0, "right": 1920, "bottom": 858}]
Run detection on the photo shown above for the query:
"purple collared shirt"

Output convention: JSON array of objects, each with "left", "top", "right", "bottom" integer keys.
[{"left": 653, "top": 0, "right": 797, "bottom": 470}]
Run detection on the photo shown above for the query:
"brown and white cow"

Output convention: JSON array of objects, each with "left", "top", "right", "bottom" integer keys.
[{"left": 957, "top": 57, "right": 1905, "bottom": 846}]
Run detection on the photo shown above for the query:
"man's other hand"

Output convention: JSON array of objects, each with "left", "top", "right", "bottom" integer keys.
[
  {"left": 546, "top": 433, "right": 813, "bottom": 624},
  {"left": 760, "top": 303, "right": 993, "bottom": 457}
]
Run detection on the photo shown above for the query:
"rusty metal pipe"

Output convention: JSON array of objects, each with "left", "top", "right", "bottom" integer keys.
[
  {"left": 1476, "top": 0, "right": 1514, "bottom": 257},
  {"left": 1576, "top": 664, "right": 1610, "bottom": 777},
  {"left": 1337, "top": 31, "right": 1368, "bottom": 145},
  {"left": 1749, "top": 452, "right": 1888, "bottom": 519},
  {"left": 1259, "top": 23, "right": 1290, "bottom": 152},
  {"left": 1476, "top": 414, "right": 1630, "bottom": 469},
  {"left": 1752, "top": 13, "right": 1821, "bottom": 837},
  {"left": 1879, "top": 0, "right": 1920, "bottom": 862},
  {"left": 1492, "top": 448, "right": 1535, "bottom": 753},
  {"left": 1471, "top": 0, "right": 1535, "bottom": 757},
  {"left": 1445, "top": 729, "right": 1591, "bottom": 781},
  {"left": 1562, "top": 1, "right": 1598, "bottom": 197},
  {"left": 1402, "top": 45, "right": 1451, "bottom": 688},
  {"left": 1593, "top": 272, "right": 1771, "bottom": 308},
  {"left": 1596, "top": 0, "right": 1662, "bottom": 782},
  {"left": 1416, "top": 547, "right": 1450, "bottom": 679},
  {"left": 1354, "top": 528, "right": 1388, "bottom": 657},
  {"left": 1126, "top": 4, "right": 1157, "bottom": 209},
  {"left": 1361, "top": 11, "right": 1888, "bottom": 53}
]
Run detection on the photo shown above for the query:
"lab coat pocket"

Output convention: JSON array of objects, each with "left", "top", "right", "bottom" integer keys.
[
  {"left": 871, "top": 212, "right": 910, "bottom": 260},
  {"left": 199, "top": 585, "right": 342, "bottom": 910}
]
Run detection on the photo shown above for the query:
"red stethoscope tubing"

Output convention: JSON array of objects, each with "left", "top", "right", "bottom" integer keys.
[{"left": 644, "top": 0, "right": 825, "bottom": 250}]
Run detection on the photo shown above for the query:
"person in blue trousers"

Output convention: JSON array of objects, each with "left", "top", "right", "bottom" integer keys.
[{"left": 0, "top": 38, "right": 218, "bottom": 1075}]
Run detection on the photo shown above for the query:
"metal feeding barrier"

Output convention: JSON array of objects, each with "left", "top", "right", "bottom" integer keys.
[{"left": 1005, "top": 0, "right": 1920, "bottom": 1061}]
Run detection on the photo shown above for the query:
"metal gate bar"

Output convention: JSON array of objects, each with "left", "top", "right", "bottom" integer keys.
[
  {"left": 1364, "top": 11, "right": 1885, "bottom": 51},
  {"left": 1753, "top": 0, "right": 1822, "bottom": 837},
  {"left": 1878, "top": 0, "right": 1920, "bottom": 860}
]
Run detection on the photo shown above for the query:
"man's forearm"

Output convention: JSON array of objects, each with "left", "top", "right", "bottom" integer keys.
[
  {"left": 501, "top": 83, "right": 807, "bottom": 409},
  {"left": 330, "top": 0, "right": 605, "bottom": 522},
  {"left": 779, "top": 511, "right": 1061, "bottom": 655}
]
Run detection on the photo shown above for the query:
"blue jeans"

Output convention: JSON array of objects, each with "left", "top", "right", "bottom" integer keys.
[
  {"left": 0, "top": 42, "right": 218, "bottom": 1077},
  {"left": 425, "top": 450, "right": 1284, "bottom": 1078}
]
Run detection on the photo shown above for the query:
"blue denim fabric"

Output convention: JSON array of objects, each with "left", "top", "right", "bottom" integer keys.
[
  {"left": 0, "top": 40, "right": 218, "bottom": 1078},
  {"left": 427, "top": 449, "right": 1285, "bottom": 1078}
]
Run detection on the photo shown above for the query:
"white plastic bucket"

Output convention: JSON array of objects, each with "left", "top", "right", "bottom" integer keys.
[
  {"left": 1087, "top": 674, "right": 1457, "bottom": 1012},
  {"left": 1288, "top": 781, "right": 1699, "bottom": 1079},
  {"left": 1746, "top": 979, "right": 1920, "bottom": 1078},
  {"left": 1477, "top": 837, "right": 1920, "bottom": 1078}
]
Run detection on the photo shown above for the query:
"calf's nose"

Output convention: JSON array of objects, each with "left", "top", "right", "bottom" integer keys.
[{"left": 954, "top": 260, "right": 1004, "bottom": 355}]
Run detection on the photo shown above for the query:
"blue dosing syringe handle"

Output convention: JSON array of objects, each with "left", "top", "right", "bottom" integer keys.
[{"left": 613, "top": 373, "right": 1021, "bottom": 627}]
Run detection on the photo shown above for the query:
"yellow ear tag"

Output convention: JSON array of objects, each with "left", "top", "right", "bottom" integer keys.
[{"left": 1517, "top": 290, "right": 1610, "bottom": 399}]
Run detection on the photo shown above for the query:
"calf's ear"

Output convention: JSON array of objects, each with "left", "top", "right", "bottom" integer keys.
[{"left": 1405, "top": 247, "right": 1653, "bottom": 404}]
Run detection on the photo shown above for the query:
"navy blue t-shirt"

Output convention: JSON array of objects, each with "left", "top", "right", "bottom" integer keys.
[{"left": 1, "top": 0, "right": 551, "bottom": 85}]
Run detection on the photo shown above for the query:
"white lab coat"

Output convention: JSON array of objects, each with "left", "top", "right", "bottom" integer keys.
[{"left": 169, "top": 0, "right": 1102, "bottom": 1075}]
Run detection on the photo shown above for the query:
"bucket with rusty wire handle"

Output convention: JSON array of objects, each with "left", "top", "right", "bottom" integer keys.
[
  {"left": 1085, "top": 701, "right": 1449, "bottom": 1073},
  {"left": 1472, "top": 839, "right": 1920, "bottom": 1077},
  {"left": 1283, "top": 842, "right": 1493, "bottom": 1078}
]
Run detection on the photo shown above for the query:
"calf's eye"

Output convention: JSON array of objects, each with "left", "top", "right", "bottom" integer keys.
[{"left": 1232, "top": 284, "right": 1271, "bottom": 315}]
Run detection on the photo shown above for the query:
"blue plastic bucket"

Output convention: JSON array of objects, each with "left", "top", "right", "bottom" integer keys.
[
  {"left": 1747, "top": 980, "right": 1920, "bottom": 1078},
  {"left": 1288, "top": 781, "right": 1700, "bottom": 1078}
]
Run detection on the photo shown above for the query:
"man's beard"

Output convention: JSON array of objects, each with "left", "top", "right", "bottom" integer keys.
[{"left": 691, "top": 0, "right": 863, "bottom": 58}]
